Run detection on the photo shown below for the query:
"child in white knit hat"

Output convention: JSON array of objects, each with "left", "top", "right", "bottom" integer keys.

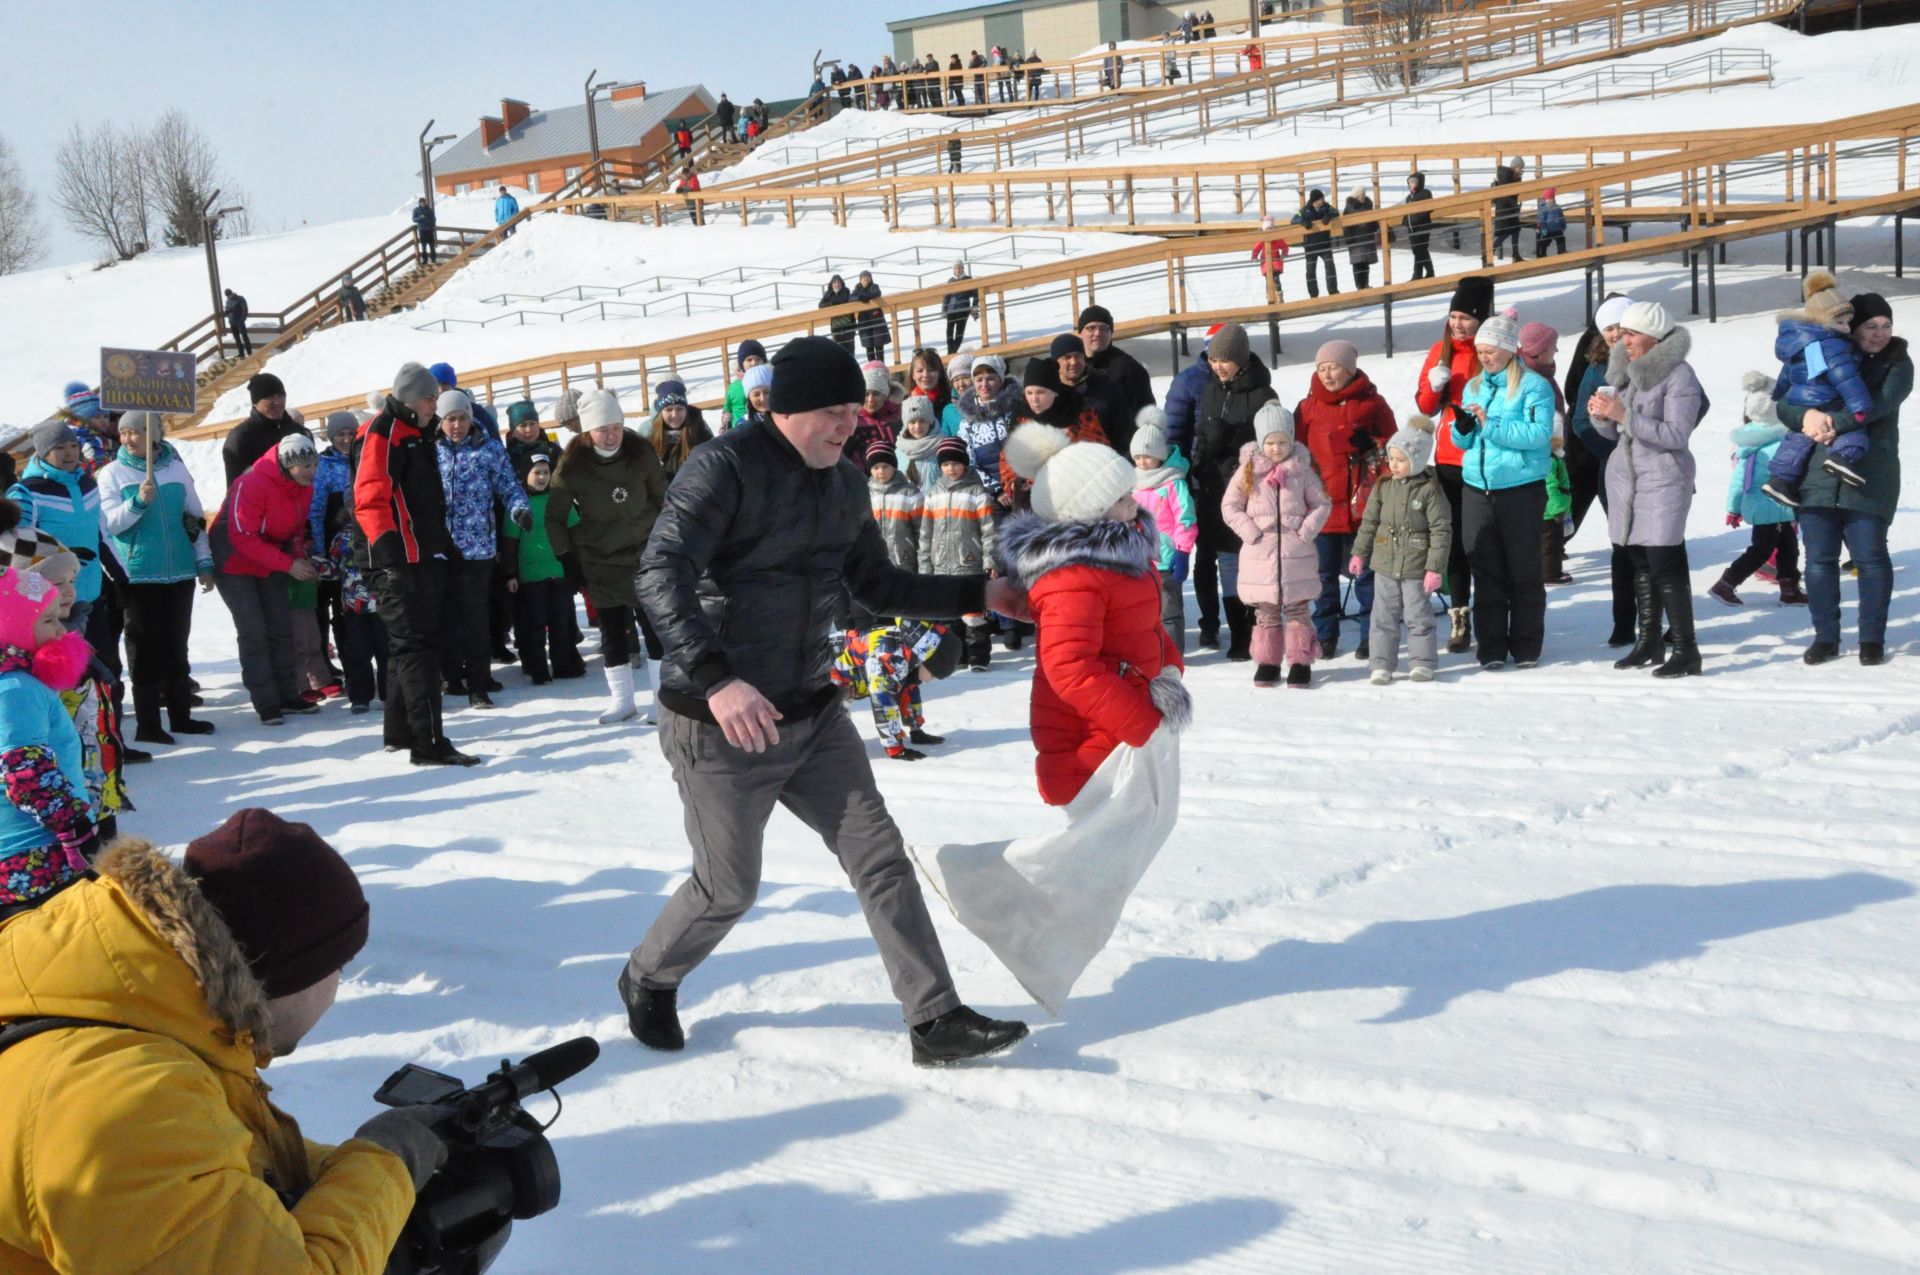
[{"left": 1221, "top": 403, "right": 1329, "bottom": 688}]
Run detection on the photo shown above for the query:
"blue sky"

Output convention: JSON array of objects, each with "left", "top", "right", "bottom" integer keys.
[{"left": 9, "top": 0, "right": 893, "bottom": 266}]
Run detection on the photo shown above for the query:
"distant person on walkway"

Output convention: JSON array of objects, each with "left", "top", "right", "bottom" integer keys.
[
  {"left": 854, "top": 270, "right": 889, "bottom": 364},
  {"left": 715, "top": 93, "right": 736, "bottom": 136},
  {"left": 1403, "top": 172, "right": 1435, "bottom": 280},
  {"left": 1292, "top": 189, "right": 1339, "bottom": 298},
  {"left": 942, "top": 263, "right": 975, "bottom": 354},
  {"left": 337, "top": 274, "right": 367, "bottom": 322},
  {"left": 1342, "top": 190, "right": 1378, "bottom": 290},
  {"left": 1491, "top": 156, "right": 1526, "bottom": 263},
  {"left": 821, "top": 273, "right": 858, "bottom": 357},
  {"left": 1535, "top": 187, "right": 1567, "bottom": 256},
  {"left": 1026, "top": 50, "right": 1044, "bottom": 99},
  {"left": 1252, "top": 214, "right": 1290, "bottom": 301},
  {"left": 493, "top": 186, "right": 520, "bottom": 237},
  {"left": 222, "top": 288, "right": 251, "bottom": 357},
  {"left": 412, "top": 196, "right": 437, "bottom": 264}
]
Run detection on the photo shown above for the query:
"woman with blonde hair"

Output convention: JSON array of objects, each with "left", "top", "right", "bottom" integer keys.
[{"left": 1454, "top": 308, "right": 1556, "bottom": 669}]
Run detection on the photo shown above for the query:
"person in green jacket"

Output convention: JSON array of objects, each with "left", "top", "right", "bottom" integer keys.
[
  {"left": 722, "top": 339, "right": 768, "bottom": 429},
  {"left": 1542, "top": 423, "right": 1574, "bottom": 585},
  {"left": 502, "top": 453, "right": 585, "bottom": 684},
  {"left": 1351, "top": 416, "right": 1452, "bottom": 684},
  {"left": 545, "top": 390, "right": 668, "bottom": 724}
]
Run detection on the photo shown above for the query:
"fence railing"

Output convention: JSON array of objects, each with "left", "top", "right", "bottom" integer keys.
[
  {"left": 716, "top": 0, "right": 1799, "bottom": 193},
  {"left": 180, "top": 104, "right": 1916, "bottom": 438}
]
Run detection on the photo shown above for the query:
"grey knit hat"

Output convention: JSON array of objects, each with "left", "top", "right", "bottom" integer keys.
[
  {"left": 1387, "top": 414, "right": 1437, "bottom": 471},
  {"left": 971, "top": 353, "right": 1007, "bottom": 379},
  {"left": 1209, "top": 322, "right": 1250, "bottom": 367},
  {"left": 392, "top": 361, "right": 439, "bottom": 404},
  {"left": 1253, "top": 401, "right": 1294, "bottom": 443},
  {"left": 552, "top": 386, "right": 583, "bottom": 425},
  {"left": 29, "top": 419, "right": 72, "bottom": 459},
  {"left": 118, "top": 411, "right": 164, "bottom": 444},
  {"left": 901, "top": 395, "right": 939, "bottom": 430},
  {"left": 1131, "top": 405, "right": 1169, "bottom": 461}
]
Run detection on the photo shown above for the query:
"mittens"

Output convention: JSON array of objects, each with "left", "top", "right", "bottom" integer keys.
[{"left": 1423, "top": 571, "right": 1443, "bottom": 594}]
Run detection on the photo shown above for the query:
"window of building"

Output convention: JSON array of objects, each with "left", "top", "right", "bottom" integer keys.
[
  {"left": 565, "top": 165, "right": 582, "bottom": 181},
  {"left": 454, "top": 183, "right": 468, "bottom": 196},
  {"left": 526, "top": 173, "right": 541, "bottom": 193}
]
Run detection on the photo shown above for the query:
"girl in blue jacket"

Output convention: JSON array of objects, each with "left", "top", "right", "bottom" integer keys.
[{"left": 1454, "top": 309, "right": 1556, "bottom": 669}]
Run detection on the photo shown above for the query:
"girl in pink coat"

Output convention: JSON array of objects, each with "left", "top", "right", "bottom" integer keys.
[{"left": 1221, "top": 403, "right": 1331, "bottom": 688}]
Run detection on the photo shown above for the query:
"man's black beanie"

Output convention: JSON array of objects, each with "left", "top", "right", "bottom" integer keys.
[{"left": 770, "top": 336, "right": 866, "bottom": 414}]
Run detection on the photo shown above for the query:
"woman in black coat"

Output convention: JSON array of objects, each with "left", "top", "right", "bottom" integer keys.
[
  {"left": 820, "top": 274, "right": 857, "bottom": 357},
  {"left": 1189, "top": 322, "right": 1275, "bottom": 661},
  {"left": 852, "top": 270, "right": 889, "bottom": 364}
]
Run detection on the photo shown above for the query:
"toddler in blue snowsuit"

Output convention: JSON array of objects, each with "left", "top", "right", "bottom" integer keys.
[{"left": 1764, "top": 270, "right": 1872, "bottom": 506}]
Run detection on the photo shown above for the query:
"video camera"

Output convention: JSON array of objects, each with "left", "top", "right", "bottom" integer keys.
[{"left": 373, "top": 1036, "right": 600, "bottom": 1275}]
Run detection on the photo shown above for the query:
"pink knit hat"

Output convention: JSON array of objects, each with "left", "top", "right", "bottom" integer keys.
[
  {"left": 0, "top": 568, "right": 60, "bottom": 652},
  {"left": 1518, "top": 321, "right": 1559, "bottom": 363}
]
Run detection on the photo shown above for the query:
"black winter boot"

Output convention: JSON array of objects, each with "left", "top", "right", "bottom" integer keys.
[
  {"left": 1285, "top": 663, "right": 1312, "bottom": 688},
  {"left": 1860, "top": 642, "right": 1887, "bottom": 666},
  {"left": 1253, "top": 663, "right": 1280, "bottom": 687},
  {"left": 1223, "top": 597, "right": 1253, "bottom": 662},
  {"left": 131, "top": 685, "right": 174, "bottom": 746},
  {"left": 618, "top": 968, "right": 685, "bottom": 1051},
  {"left": 1613, "top": 570, "right": 1664, "bottom": 669},
  {"left": 911, "top": 1005, "right": 1029, "bottom": 1066},
  {"left": 166, "top": 678, "right": 215, "bottom": 735},
  {"left": 1803, "top": 641, "right": 1841, "bottom": 665},
  {"left": 1651, "top": 571, "right": 1701, "bottom": 678}
]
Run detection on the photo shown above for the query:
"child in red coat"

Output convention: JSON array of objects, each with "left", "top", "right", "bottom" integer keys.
[
  {"left": 915, "top": 421, "right": 1191, "bottom": 1013},
  {"left": 998, "top": 423, "right": 1189, "bottom": 803}
]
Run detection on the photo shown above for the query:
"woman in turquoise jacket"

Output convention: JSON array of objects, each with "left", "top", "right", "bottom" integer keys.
[
  {"left": 1454, "top": 310, "right": 1555, "bottom": 668},
  {"left": 8, "top": 423, "right": 103, "bottom": 612},
  {"left": 96, "top": 411, "right": 215, "bottom": 744}
]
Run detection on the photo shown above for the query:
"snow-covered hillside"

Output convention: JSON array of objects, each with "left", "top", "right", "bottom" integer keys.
[{"left": 145, "top": 289, "right": 1920, "bottom": 1274}]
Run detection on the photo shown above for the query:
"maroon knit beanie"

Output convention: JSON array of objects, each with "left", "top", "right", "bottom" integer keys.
[{"left": 184, "top": 809, "right": 369, "bottom": 998}]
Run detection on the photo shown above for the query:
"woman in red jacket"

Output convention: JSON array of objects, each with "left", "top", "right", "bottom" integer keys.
[
  {"left": 1296, "top": 339, "right": 1396, "bottom": 660},
  {"left": 1413, "top": 275, "right": 1494, "bottom": 653},
  {"left": 210, "top": 433, "right": 321, "bottom": 724}
]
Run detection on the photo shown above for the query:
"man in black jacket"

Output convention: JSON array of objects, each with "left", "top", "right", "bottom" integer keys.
[
  {"left": 1491, "top": 156, "right": 1525, "bottom": 262},
  {"left": 1050, "top": 332, "right": 1133, "bottom": 456},
  {"left": 1077, "top": 305, "right": 1156, "bottom": 419},
  {"left": 1403, "top": 172, "right": 1435, "bottom": 280},
  {"left": 1292, "top": 189, "right": 1339, "bottom": 298},
  {"left": 221, "top": 373, "right": 309, "bottom": 483},
  {"left": 714, "top": 93, "right": 736, "bottom": 139},
  {"left": 625, "top": 336, "right": 1030, "bottom": 1067},
  {"left": 222, "top": 288, "right": 252, "bottom": 356},
  {"left": 411, "top": 197, "right": 436, "bottom": 264}
]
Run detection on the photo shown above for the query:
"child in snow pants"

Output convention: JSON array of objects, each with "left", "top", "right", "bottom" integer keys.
[{"left": 1352, "top": 417, "right": 1453, "bottom": 683}]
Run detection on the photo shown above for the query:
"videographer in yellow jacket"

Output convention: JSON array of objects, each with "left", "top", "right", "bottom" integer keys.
[{"left": 0, "top": 810, "right": 443, "bottom": 1274}]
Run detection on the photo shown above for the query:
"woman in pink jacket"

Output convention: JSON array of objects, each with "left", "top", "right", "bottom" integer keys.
[
  {"left": 1222, "top": 403, "right": 1330, "bottom": 689},
  {"left": 209, "top": 433, "right": 321, "bottom": 724}
]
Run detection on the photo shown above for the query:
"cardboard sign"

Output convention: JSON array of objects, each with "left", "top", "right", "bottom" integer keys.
[{"left": 99, "top": 347, "right": 198, "bottom": 414}]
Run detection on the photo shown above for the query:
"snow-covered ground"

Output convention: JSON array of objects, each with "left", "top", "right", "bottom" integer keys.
[{"left": 139, "top": 285, "right": 1920, "bottom": 1273}]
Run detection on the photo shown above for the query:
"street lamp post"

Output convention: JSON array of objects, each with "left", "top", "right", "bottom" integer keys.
[
  {"left": 419, "top": 119, "right": 456, "bottom": 209},
  {"left": 584, "top": 70, "right": 617, "bottom": 186},
  {"left": 201, "top": 190, "right": 245, "bottom": 361}
]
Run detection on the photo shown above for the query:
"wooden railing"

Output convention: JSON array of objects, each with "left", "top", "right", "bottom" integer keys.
[
  {"left": 546, "top": 126, "right": 1775, "bottom": 236},
  {"left": 716, "top": 0, "right": 1799, "bottom": 192},
  {"left": 180, "top": 104, "right": 1916, "bottom": 437}
]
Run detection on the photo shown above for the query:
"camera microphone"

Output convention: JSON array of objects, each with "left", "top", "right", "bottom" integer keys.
[{"left": 452, "top": 1037, "right": 600, "bottom": 1131}]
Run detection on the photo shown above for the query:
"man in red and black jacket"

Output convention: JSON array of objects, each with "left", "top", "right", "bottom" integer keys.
[{"left": 352, "top": 361, "right": 473, "bottom": 767}]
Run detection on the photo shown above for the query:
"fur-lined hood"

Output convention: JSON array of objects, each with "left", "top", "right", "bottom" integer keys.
[
  {"left": 956, "top": 379, "right": 1024, "bottom": 424},
  {"left": 999, "top": 510, "right": 1155, "bottom": 589},
  {"left": 0, "top": 838, "right": 274, "bottom": 1069},
  {"left": 1606, "top": 323, "right": 1693, "bottom": 393}
]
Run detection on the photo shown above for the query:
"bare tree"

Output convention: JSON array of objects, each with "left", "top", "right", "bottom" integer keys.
[
  {"left": 51, "top": 121, "right": 147, "bottom": 260},
  {"left": 1361, "top": 0, "right": 1450, "bottom": 90},
  {"left": 0, "top": 135, "right": 45, "bottom": 274},
  {"left": 145, "top": 109, "right": 221, "bottom": 247}
]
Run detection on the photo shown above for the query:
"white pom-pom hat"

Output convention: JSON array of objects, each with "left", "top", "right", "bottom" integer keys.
[
  {"left": 1004, "top": 422, "right": 1137, "bottom": 523},
  {"left": 577, "top": 389, "right": 624, "bottom": 430}
]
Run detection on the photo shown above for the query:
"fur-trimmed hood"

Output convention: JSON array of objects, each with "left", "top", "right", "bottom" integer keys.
[
  {"left": 0, "top": 838, "right": 274, "bottom": 1069},
  {"left": 1606, "top": 322, "right": 1693, "bottom": 393},
  {"left": 998, "top": 510, "right": 1155, "bottom": 589},
  {"left": 956, "top": 379, "right": 1024, "bottom": 425},
  {"left": 557, "top": 426, "right": 652, "bottom": 483}
]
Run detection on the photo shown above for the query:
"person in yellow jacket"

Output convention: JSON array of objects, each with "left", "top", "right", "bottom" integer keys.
[{"left": 0, "top": 808, "right": 446, "bottom": 1274}]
